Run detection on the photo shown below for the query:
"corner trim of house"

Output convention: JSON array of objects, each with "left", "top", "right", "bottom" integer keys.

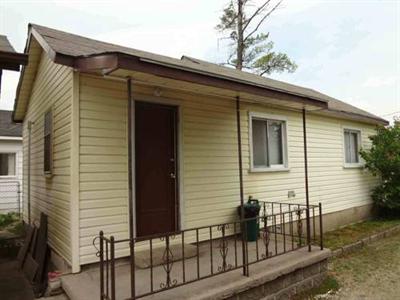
[{"left": 70, "top": 70, "right": 81, "bottom": 273}]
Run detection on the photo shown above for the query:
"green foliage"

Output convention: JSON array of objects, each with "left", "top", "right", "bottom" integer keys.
[
  {"left": 216, "top": 0, "right": 297, "bottom": 75},
  {"left": 9, "top": 221, "right": 24, "bottom": 236},
  {"left": 360, "top": 121, "right": 400, "bottom": 214},
  {"left": 0, "top": 212, "right": 20, "bottom": 230}
]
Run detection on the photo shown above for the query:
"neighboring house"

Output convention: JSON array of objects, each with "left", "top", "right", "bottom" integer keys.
[
  {"left": 0, "top": 110, "right": 23, "bottom": 214},
  {"left": 12, "top": 24, "right": 388, "bottom": 274},
  {"left": 0, "top": 35, "right": 27, "bottom": 214}
]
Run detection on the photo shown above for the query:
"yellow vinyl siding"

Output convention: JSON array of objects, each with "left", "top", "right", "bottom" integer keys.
[
  {"left": 78, "top": 74, "right": 378, "bottom": 265},
  {"left": 306, "top": 115, "right": 377, "bottom": 213},
  {"left": 78, "top": 75, "right": 129, "bottom": 263},
  {"left": 241, "top": 104, "right": 306, "bottom": 209},
  {"left": 22, "top": 52, "right": 73, "bottom": 264}
]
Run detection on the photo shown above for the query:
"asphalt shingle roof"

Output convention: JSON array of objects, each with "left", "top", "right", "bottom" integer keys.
[
  {"left": 0, "top": 110, "right": 22, "bottom": 137},
  {"left": 0, "top": 35, "right": 16, "bottom": 53},
  {"left": 30, "top": 24, "right": 387, "bottom": 125}
]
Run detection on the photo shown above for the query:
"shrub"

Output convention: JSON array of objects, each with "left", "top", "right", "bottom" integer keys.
[{"left": 360, "top": 120, "right": 400, "bottom": 216}]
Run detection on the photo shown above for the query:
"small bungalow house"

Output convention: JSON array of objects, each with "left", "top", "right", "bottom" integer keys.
[{"left": 13, "top": 24, "right": 388, "bottom": 278}]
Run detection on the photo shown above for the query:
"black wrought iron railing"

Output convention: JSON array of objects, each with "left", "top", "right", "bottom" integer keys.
[{"left": 95, "top": 201, "right": 323, "bottom": 300}]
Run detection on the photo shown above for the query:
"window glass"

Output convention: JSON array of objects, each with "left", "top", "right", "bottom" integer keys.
[
  {"left": 0, "top": 153, "right": 16, "bottom": 176},
  {"left": 350, "top": 132, "right": 359, "bottom": 163},
  {"left": 344, "top": 129, "right": 360, "bottom": 164},
  {"left": 44, "top": 110, "right": 53, "bottom": 173},
  {"left": 252, "top": 119, "right": 268, "bottom": 167},
  {"left": 268, "top": 121, "right": 283, "bottom": 165},
  {"left": 251, "top": 116, "right": 286, "bottom": 169}
]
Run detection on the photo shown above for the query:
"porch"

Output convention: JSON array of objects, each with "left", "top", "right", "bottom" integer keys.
[{"left": 63, "top": 201, "right": 326, "bottom": 300}]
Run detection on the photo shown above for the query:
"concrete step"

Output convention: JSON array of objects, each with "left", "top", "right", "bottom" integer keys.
[
  {"left": 61, "top": 271, "right": 99, "bottom": 300},
  {"left": 60, "top": 247, "right": 331, "bottom": 300}
]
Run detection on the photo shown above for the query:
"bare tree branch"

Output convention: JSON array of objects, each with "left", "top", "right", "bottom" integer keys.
[
  {"left": 259, "top": 69, "right": 270, "bottom": 76},
  {"left": 243, "top": 0, "right": 282, "bottom": 43},
  {"left": 221, "top": 62, "right": 237, "bottom": 67},
  {"left": 242, "top": 0, "right": 271, "bottom": 32}
]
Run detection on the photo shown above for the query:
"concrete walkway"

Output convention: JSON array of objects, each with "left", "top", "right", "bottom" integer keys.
[{"left": 62, "top": 235, "right": 328, "bottom": 300}]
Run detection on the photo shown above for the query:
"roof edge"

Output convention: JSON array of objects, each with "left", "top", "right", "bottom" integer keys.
[
  {"left": 316, "top": 108, "right": 389, "bottom": 126},
  {"left": 13, "top": 24, "right": 388, "bottom": 127}
]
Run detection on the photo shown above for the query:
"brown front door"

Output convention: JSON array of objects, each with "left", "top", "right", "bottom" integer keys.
[{"left": 135, "top": 101, "right": 178, "bottom": 237}]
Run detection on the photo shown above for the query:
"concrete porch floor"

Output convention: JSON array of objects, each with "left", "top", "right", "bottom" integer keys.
[{"left": 62, "top": 236, "right": 329, "bottom": 300}]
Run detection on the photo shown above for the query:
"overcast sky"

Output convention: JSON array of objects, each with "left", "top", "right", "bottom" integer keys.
[{"left": 0, "top": 0, "right": 399, "bottom": 122}]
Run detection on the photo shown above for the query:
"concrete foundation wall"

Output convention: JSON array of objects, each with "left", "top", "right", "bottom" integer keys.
[
  {"left": 322, "top": 203, "right": 373, "bottom": 232},
  {"left": 229, "top": 259, "right": 328, "bottom": 300}
]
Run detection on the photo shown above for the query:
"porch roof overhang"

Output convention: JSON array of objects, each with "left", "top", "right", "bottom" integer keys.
[
  {"left": 49, "top": 51, "right": 330, "bottom": 112},
  {"left": 13, "top": 24, "right": 389, "bottom": 126},
  {"left": 0, "top": 35, "right": 28, "bottom": 95},
  {"left": 0, "top": 50, "right": 28, "bottom": 71}
]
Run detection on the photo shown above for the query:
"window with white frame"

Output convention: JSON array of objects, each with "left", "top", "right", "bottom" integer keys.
[
  {"left": 0, "top": 153, "right": 16, "bottom": 176},
  {"left": 44, "top": 110, "right": 53, "bottom": 174},
  {"left": 250, "top": 114, "right": 288, "bottom": 170},
  {"left": 344, "top": 129, "right": 361, "bottom": 164}
]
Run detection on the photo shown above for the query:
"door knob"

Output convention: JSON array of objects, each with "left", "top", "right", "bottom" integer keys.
[{"left": 170, "top": 173, "right": 176, "bottom": 179}]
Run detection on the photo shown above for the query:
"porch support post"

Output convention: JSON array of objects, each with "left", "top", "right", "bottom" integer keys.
[
  {"left": 236, "top": 96, "right": 248, "bottom": 276},
  {"left": 127, "top": 77, "right": 135, "bottom": 297},
  {"left": 302, "top": 108, "right": 312, "bottom": 252}
]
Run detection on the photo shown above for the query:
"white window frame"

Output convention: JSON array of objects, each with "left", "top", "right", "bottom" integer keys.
[
  {"left": 0, "top": 152, "right": 17, "bottom": 178},
  {"left": 343, "top": 127, "right": 363, "bottom": 168},
  {"left": 249, "top": 112, "right": 289, "bottom": 172},
  {"left": 43, "top": 109, "right": 53, "bottom": 176}
]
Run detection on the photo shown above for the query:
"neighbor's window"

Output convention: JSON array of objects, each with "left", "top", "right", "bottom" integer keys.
[
  {"left": 251, "top": 114, "right": 287, "bottom": 170},
  {"left": 344, "top": 129, "right": 361, "bottom": 164},
  {"left": 0, "top": 153, "right": 16, "bottom": 176},
  {"left": 44, "top": 110, "right": 53, "bottom": 174}
]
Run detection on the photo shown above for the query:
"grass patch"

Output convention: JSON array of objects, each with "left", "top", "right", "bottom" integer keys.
[
  {"left": 321, "top": 218, "right": 400, "bottom": 250},
  {"left": 327, "top": 231, "right": 400, "bottom": 298},
  {"left": 299, "top": 231, "right": 400, "bottom": 299},
  {"left": 294, "top": 275, "right": 339, "bottom": 299},
  {"left": 296, "top": 219, "right": 400, "bottom": 298},
  {"left": 330, "top": 231, "right": 400, "bottom": 283}
]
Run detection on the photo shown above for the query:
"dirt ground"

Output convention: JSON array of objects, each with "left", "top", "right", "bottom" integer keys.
[{"left": 325, "top": 231, "right": 400, "bottom": 300}]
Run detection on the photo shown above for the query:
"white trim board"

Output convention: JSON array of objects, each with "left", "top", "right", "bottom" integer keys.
[{"left": 248, "top": 111, "right": 290, "bottom": 173}]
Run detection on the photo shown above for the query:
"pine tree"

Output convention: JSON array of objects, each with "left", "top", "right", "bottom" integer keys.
[{"left": 216, "top": 0, "right": 297, "bottom": 76}]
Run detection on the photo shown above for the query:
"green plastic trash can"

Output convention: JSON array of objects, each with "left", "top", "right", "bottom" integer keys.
[{"left": 237, "top": 197, "right": 261, "bottom": 242}]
